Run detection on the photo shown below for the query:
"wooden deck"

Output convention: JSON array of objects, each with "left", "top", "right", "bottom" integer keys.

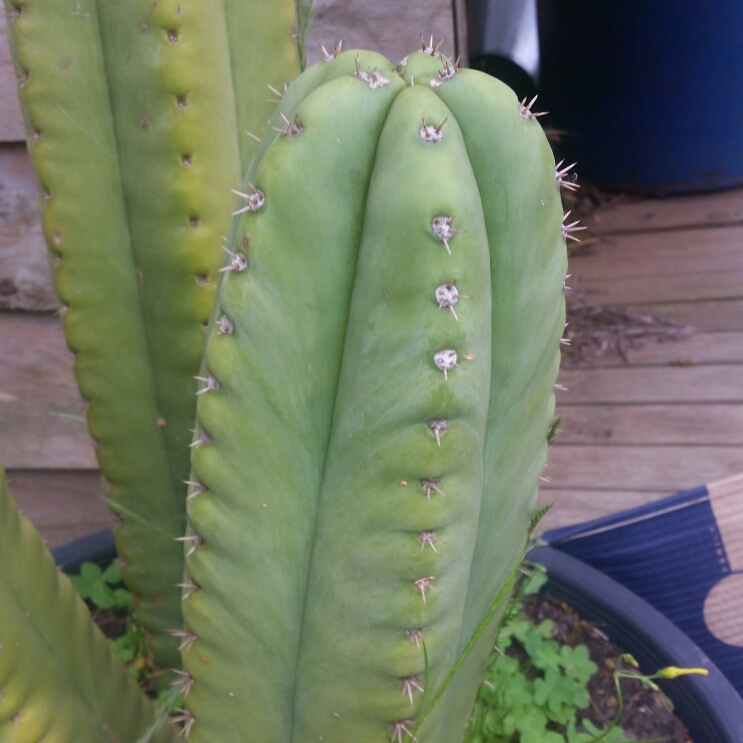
[
  {"left": 1, "top": 3, "right": 741, "bottom": 544},
  {"left": 2, "top": 187, "right": 741, "bottom": 545},
  {"left": 538, "top": 188, "right": 743, "bottom": 529}
]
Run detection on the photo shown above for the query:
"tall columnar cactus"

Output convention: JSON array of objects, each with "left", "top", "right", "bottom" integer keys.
[
  {"left": 177, "top": 47, "right": 568, "bottom": 741},
  {"left": 3, "top": 0, "right": 300, "bottom": 670}
]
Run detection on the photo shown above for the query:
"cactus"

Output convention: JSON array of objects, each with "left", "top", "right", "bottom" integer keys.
[
  {"left": 0, "top": 462, "right": 176, "bottom": 741},
  {"left": 178, "top": 46, "right": 568, "bottom": 741},
  {"left": 3, "top": 0, "right": 300, "bottom": 670},
  {"left": 1, "top": 27, "right": 572, "bottom": 740}
]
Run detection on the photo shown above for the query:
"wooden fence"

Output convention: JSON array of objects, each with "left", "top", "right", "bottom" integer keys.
[{"left": 0, "top": 1, "right": 464, "bottom": 546}]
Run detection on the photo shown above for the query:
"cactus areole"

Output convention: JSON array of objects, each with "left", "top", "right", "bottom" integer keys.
[{"left": 181, "top": 49, "right": 568, "bottom": 742}]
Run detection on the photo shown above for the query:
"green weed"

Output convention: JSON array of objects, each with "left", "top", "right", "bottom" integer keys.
[{"left": 69, "top": 561, "right": 149, "bottom": 673}]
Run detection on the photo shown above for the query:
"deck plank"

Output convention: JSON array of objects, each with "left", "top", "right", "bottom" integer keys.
[
  {"left": 545, "top": 444, "right": 743, "bottom": 492},
  {"left": 571, "top": 269, "right": 743, "bottom": 306},
  {"left": 556, "top": 365, "right": 743, "bottom": 404},
  {"left": 625, "top": 299, "right": 743, "bottom": 333},
  {"left": 571, "top": 226, "right": 743, "bottom": 281},
  {"left": 555, "top": 404, "right": 743, "bottom": 446},
  {"left": 582, "top": 187, "right": 743, "bottom": 235},
  {"left": 563, "top": 331, "right": 743, "bottom": 368}
]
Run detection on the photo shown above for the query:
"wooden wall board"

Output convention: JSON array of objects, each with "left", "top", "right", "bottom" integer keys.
[
  {"left": 556, "top": 365, "right": 743, "bottom": 405},
  {"left": 583, "top": 187, "right": 743, "bottom": 236},
  {"left": 1, "top": 2, "right": 460, "bottom": 143},
  {"left": 563, "top": 331, "right": 743, "bottom": 369},
  {"left": 545, "top": 444, "right": 743, "bottom": 492},
  {"left": 0, "top": 143, "right": 57, "bottom": 311},
  {"left": 535, "top": 488, "right": 669, "bottom": 531},
  {"left": 555, "top": 404, "right": 743, "bottom": 446},
  {"left": 451, "top": 0, "right": 469, "bottom": 67},
  {"left": 0, "top": 12, "right": 25, "bottom": 142},
  {"left": 0, "top": 3, "right": 460, "bottom": 312},
  {"left": 5, "top": 469, "right": 111, "bottom": 548},
  {"left": 0, "top": 312, "right": 95, "bottom": 470},
  {"left": 305, "top": 0, "right": 456, "bottom": 67}
]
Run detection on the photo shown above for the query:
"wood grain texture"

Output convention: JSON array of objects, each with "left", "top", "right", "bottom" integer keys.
[
  {"left": 0, "top": 11, "right": 26, "bottom": 142},
  {"left": 0, "top": 313, "right": 95, "bottom": 469},
  {"left": 545, "top": 444, "right": 743, "bottom": 492},
  {"left": 452, "top": 0, "right": 469, "bottom": 67},
  {"left": 0, "top": 2, "right": 459, "bottom": 312},
  {"left": 626, "top": 299, "right": 743, "bottom": 333},
  {"left": 555, "top": 365, "right": 743, "bottom": 404},
  {"left": 571, "top": 270, "right": 743, "bottom": 306},
  {"left": 5, "top": 470, "right": 110, "bottom": 548},
  {"left": 305, "top": 0, "right": 456, "bottom": 67},
  {"left": 535, "top": 488, "right": 669, "bottom": 531},
  {"left": 583, "top": 186, "right": 743, "bottom": 235},
  {"left": 571, "top": 226, "right": 743, "bottom": 282},
  {"left": 0, "top": 143, "right": 57, "bottom": 310},
  {"left": 623, "top": 330, "right": 743, "bottom": 365},
  {"left": 555, "top": 404, "right": 743, "bottom": 446},
  {"left": 564, "top": 331, "right": 743, "bottom": 368}
]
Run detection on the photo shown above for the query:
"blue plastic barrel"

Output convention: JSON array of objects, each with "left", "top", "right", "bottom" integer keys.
[{"left": 536, "top": 0, "right": 743, "bottom": 193}]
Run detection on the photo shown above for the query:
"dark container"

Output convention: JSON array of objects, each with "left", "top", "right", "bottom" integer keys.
[
  {"left": 537, "top": 0, "right": 743, "bottom": 193},
  {"left": 530, "top": 547, "right": 743, "bottom": 743},
  {"left": 55, "top": 532, "right": 743, "bottom": 740}
]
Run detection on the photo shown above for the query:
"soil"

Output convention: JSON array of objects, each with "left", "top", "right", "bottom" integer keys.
[
  {"left": 523, "top": 591, "right": 692, "bottom": 743},
  {"left": 92, "top": 595, "right": 692, "bottom": 742},
  {"left": 92, "top": 606, "right": 128, "bottom": 640}
]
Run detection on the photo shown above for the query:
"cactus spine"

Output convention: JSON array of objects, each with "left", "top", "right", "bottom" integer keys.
[
  {"left": 3, "top": 0, "right": 300, "bottom": 670},
  {"left": 180, "top": 47, "right": 567, "bottom": 742}
]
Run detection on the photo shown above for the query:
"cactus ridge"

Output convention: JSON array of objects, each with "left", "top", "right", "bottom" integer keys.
[
  {"left": 179, "top": 48, "right": 566, "bottom": 743},
  {"left": 0, "top": 463, "right": 175, "bottom": 743},
  {"left": 3, "top": 0, "right": 299, "bottom": 671}
]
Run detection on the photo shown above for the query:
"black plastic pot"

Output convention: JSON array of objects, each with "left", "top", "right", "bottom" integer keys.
[
  {"left": 53, "top": 527, "right": 118, "bottom": 574},
  {"left": 55, "top": 532, "right": 743, "bottom": 741},
  {"left": 530, "top": 546, "right": 743, "bottom": 743}
]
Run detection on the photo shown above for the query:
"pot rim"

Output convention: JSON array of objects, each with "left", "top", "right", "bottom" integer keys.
[
  {"left": 529, "top": 545, "right": 743, "bottom": 743},
  {"left": 53, "top": 532, "right": 743, "bottom": 741}
]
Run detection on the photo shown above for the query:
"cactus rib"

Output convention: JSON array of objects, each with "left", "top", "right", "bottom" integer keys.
[
  {"left": 0, "top": 463, "right": 174, "bottom": 742},
  {"left": 3, "top": 0, "right": 186, "bottom": 669}
]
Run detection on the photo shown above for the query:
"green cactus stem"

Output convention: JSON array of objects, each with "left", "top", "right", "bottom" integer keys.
[
  {"left": 0, "top": 462, "right": 175, "bottom": 742},
  {"left": 179, "top": 47, "right": 568, "bottom": 742},
  {"left": 3, "top": 0, "right": 299, "bottom": 671}
]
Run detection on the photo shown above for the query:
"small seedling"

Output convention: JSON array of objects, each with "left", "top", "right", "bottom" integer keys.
[
  {"left": 547, "top": 417, "right": 562, "bottom": 445},
  {"left": 70, "top": 561, "right": 149, "bottom": 672},
  {"left": 465, "top": 566, "right": 620, "bottom": 743}
]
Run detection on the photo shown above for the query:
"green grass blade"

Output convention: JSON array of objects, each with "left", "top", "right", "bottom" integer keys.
[{"left": 416, "top": 558, "right": 522, "bottom": 726}]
